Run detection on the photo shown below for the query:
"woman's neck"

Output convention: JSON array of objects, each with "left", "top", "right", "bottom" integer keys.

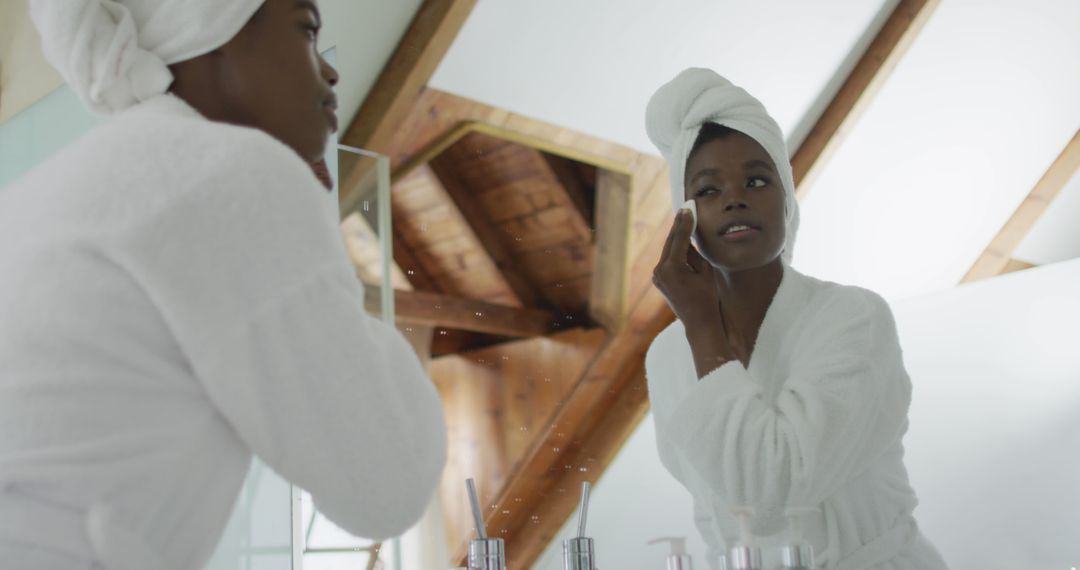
[{"left": 713, "top": 258, "right": 784, "bottom": 362}]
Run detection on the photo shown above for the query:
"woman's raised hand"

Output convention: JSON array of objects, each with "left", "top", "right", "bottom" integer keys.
[
  {"left": 653, "top": 209, "right": 737, "bottom": 376},
  {"left": 652, "top": 209, "right": 721, "bottom": 327}
]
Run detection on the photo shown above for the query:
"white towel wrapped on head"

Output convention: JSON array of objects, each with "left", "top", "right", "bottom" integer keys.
[
  {"left": 645, "top": 68, "right": 800, "bottom": 263},
  {"left": 31, "top": 0, "right": 267, "bottom": 114}
]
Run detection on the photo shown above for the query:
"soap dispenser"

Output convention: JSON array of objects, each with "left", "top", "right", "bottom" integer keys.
[
  {"left": 647, "top": 536, "right": 694, "bottom": 570},
  {"left": 465, "top": 479, "right": 506, "bottom": 570},
  {"left": 728, "top": 509, "right": 761, "bottom": 570},
  {"left": 563, "top": 482, "right": 597, "bottom": 570},
  {"left": 779, "top": 509, "right": 815, "bottom": 570}
]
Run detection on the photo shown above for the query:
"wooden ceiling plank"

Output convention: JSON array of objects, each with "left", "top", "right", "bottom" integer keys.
[
  {"left": 395, "top": 165, "right": 522, "bottom": 303},
  {"left": 495, "top": 369, "right": 650, "bottom": 569},
  {"left": 589, "top": 170, "right": 633, "bottom": 331},
  {"left": 791, "top": 0, "right": 939, "bottom": 195},
  {"left": 540, "top": 153, "right": 595, "bottom": 236},
  {"left": 363, "top": 286, "right": 558, "bottom": 338},
  {"left": 961, "top": 128, "right": 1080, "bottom": 283},
  {"left": 1000, "top": 258, "right": 1037, "bottom": 276},
  {"left": 337, "top": 0, "right": 479, "bottom": 214},
  {"left": 428, "top": 154, "right": 547, "bottom": 309}
]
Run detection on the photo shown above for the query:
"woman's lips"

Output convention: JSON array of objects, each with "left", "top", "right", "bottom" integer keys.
[
  {"left": 719, "top": 227, "right": 760, "bottom": 240},
  {"left": 324, "top": 107, "right": 339, "bottom": 133}
]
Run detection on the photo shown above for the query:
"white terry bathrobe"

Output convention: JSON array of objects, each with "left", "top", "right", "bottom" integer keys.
[
  {"left": 643, "top": 69, "right": 948, "bottom": 570},
  {"left": 0, "top": 3, "right": 446, "bottom": 570}
]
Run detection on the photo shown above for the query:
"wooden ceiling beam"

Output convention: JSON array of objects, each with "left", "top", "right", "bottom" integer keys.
[
  {"left": 1000, "top": 258, "right": 1037, "bottom": 276},
  {"left": 391, "top": 226, "right": 442, "bottom": 291},
  {"left": 791, "top": 0, "right": 939, "bottom": 194},
  {"left": 448, "top": 157, "right": 671, "bottom": 570},
  {"left": 363, "top": 286, "right": 558, "bottom": 338},
  {"left": 428, "top": 154, "right": 547, "bottom": 309},
  {"left": 338, "top": 0, "right": 479, "bottom": 214},
  {"left": 588, "top": 170, "right": 633, "bottom": 331},
  {"left": 961, "top": 128, "right": 1080, "bottom": 283},
  {"left": 540, "top": 153, "right": 595, "bottom": 237},
  {"left": 495, "top": 368, "right": 651, "bottom": 568}
]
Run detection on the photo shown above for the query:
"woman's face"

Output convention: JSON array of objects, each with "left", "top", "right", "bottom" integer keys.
[
  {"left": 684, "top": 130, "right": 787, "bottom": 272},
  {"left": 216, "top": 0, "right": 339, "bottom": 163}
]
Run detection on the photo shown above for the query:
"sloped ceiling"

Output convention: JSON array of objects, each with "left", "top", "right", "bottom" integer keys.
[
  {"left": 430, "top": 0, "right": 1080, "bottom": 301},
  {"left": 431, "top": 0, "right": 893, "bottom": 154}
]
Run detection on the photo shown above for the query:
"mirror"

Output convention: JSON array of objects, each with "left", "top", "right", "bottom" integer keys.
[
  {"left": 2, "top": 0, "right": 1075, "bottom": 568},
  {"left": 325, "top": 0, "right": 1080, "bottom": 568}
]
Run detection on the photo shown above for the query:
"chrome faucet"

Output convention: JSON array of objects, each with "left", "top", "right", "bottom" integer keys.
[
  {"left": 563, "top": 481, "right": 597, "bottom": 570},
  {"left": 466, "top": 478, "right": 506, "bottom": 570}
]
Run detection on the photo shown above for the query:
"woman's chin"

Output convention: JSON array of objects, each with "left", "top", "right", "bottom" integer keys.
[{"left": 706, "top": 253, "right": 782, "bottom": 274}]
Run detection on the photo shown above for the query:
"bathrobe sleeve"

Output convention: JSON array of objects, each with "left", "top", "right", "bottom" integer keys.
[
  {"left": 121, "top": 125, "right": 446, "bottom": 539},
  {"left": 647, "top": 288, "right": 910, "bottom": 523}
]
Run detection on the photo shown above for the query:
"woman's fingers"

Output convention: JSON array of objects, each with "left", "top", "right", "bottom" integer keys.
[
  {"left": 671, "top": 209, "right": 694, "bottom": 254},
  {"left": 657, "top": 210, "right": 686, "bottom": 267},
  {"left": 685, "top": 242, "right": 707, "bottom": 274},
  {"left": 658, "top": 210, "right": 693, "bottom": 267}
]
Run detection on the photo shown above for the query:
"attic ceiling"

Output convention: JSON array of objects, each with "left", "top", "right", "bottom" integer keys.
[
  {"left": 388, "top": 129, "right": 602, "bottom": 355},
  {"left": 428, "top": 0, "right": 1080, "bottom": 300}
]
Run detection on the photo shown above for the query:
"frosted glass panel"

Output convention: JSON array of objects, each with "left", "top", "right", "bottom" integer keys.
[
  {"left": 203, "top": 462, "right": 294, "bottom": 570},
  {"left": 299, "top": 145, "right": 397, "bottom": 570}
]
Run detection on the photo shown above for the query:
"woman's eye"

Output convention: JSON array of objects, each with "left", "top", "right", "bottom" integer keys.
[
  {"left": 747, "top": 177, "right": 769, "bottom": 189},
  {"left": 303, "top": 24, "right": 320, "bottom": 41},
  {"left": 695, "top": 186, "right": 719, "bottom": 197}
]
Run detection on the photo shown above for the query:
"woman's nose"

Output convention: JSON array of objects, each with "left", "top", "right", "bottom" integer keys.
[
  {"left": 722, "top": 188, "right": 749, "bottom": 211},
  {"left": 321, "top": 56, "right": 340, "bottom": 88}
]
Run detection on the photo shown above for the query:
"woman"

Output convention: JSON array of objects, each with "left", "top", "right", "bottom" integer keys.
[
  {"left": 644, "top": 69, "right": 948, "bottom": 569},
  {"left": 0, "top": 1, "right": 446, "bottom": 569}
]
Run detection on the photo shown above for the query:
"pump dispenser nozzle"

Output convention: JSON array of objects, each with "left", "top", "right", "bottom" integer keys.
[{"left": 647, "top": 537, "right": 694, "bottom": 570}]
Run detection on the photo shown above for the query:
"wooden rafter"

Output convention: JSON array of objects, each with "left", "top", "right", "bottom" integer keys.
[
  {"left": 961, "top": 128, "right": 1080, "bottom": 283},
  {"left": 363, "top": 286, "right": 557, "bottom": 338},
  {"left": 338, "top": 0, "right": 479, "bottom": 215},
  {"left": 428, "top": 153, "right": 545, "bottom": 309},
  {"left": 588, "top": 170, "right": 632, "bottom": 331},
  {"left": 392, "top": 226, "right": 441, "bottom": 291},
  {"left": 791, "top": 0, "right": 939, "bottom": 193},
  {"left": 1000, "top": 258, "right": 1037, "bottom": 276},
  {"left": 541, "top": 154, "right": 595, "bottom": 230},
  {"left": 393, "top": 164, "right": 520, "bottom": 303},
  {"left": 453, "top": 173, "right": 672, "bottom": 568}
]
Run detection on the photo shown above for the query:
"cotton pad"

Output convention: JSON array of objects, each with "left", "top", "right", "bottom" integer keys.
[{"left": 681, "top": 199, "right": 697, "bottom": 234}]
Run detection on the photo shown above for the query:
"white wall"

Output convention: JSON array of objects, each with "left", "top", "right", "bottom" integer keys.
[
  {"left": 431, "top": 0, "right": 893, "bottom": 155},
  {"left": 790, "top": 0, "right": 1080, "bottom": 300},
  {"left": 319, "top": 0, "right": 422, "bottom": 129},
  {"left": 898, "top": 259, "right": 1080, "bottom": 567},
  {"left": 532, "top": 258, "right": 1080, "bottom": 569}
]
